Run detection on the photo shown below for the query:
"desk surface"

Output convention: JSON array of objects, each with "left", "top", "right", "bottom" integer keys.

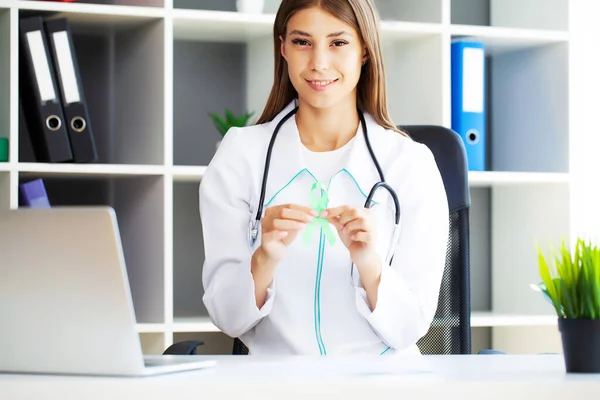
[{"left": 1, "top": 354, "right": 600, "bottom": 399}]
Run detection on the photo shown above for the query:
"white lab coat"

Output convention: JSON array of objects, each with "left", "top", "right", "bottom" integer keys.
[{"left": 199, "top": 100, "right": 449, "bottom": 356}]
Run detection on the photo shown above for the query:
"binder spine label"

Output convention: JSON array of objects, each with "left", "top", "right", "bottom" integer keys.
[
  {"left": 26, "top": 31, "right": 57, "bottom": 103},
  {"left": 52, "top": 31, "right": 81, "bottom": 104},
  {"left": 462, "top": 47, "right": 484, "bottom": 114}
]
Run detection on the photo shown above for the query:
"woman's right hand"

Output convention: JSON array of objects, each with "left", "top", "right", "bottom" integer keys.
[
  {"left": 250, "top": 204, "right": 317, "bottom": 308},
  {"left": 259, "top": 204, "right": 318, "bottom": 263}
]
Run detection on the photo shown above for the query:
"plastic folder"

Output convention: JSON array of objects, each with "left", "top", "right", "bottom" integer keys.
[
  {"left": 19, "top": 16, "right": 73, "bottom": 163},
  {"left": 19, "top": 179, "right": 51, "bottom": 208},
  {"left": 44, "top": 18, "right": 98, "bottom": 163},
  {"left": 451, "top": 40, "right": 486, "bottom": 171}
]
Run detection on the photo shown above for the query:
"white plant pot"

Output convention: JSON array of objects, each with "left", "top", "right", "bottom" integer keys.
[
  {"left": 236, "top": 0, "right": 265, "bottom": 14},
  {"left": 216, "top": 140, "right": 222, "bottom": 151}
]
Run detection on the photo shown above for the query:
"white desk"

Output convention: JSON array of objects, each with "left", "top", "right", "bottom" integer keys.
[{"left": 1, "top": 354, "right": 600, "bottom": 399}]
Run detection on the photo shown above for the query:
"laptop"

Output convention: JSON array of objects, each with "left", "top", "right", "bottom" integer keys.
[{"left": 0, "top": 206, "right": 216, "bottom": 377}]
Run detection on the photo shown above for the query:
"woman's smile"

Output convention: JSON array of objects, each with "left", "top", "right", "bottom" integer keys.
[{"left": 306, "top": 78, "right": 339, "bottom": 91}]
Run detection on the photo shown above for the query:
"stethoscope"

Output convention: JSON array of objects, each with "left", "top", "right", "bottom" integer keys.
[{"left": 250, "top": 105, "right": 402, "bottom": 272}]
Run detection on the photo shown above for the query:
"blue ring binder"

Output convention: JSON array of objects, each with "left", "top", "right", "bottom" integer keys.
[{"left": 451, "top": 39, "right": 486, "bottom": 172}]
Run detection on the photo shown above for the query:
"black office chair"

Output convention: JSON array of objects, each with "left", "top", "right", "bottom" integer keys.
[
  {"left": 165, "top": 125, "right": 471, "bottom": 356},
  {"left": 400, "top": 125, "right": 471, "bottom": 355}
]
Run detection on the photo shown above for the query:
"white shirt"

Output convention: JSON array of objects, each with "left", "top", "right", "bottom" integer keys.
[
  {"left": 301, "top": 137, "right": 354, "bottom": 183},
  {"left": 199, "top": 101, "right": 449, "bottom": 356}
]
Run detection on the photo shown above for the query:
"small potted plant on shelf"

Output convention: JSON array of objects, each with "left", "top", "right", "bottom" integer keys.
[
  {"left": 209, "top": 109, "right": 255, "bottom": 150},
  {"left": 534, "top": 238, "right": 600, "bottom": 373}
]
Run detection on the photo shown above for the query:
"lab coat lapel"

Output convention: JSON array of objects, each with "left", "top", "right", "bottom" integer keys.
[
  {"left": 340, "top": 112, "right": 389, "bottom": 205},
  {"left": 261, "top": 101, "right": 310, "bottom": 209}
]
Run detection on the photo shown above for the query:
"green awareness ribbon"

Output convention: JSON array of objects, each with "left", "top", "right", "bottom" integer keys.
[{"left": 303, "top": 182, "right": 336, "bottom": 246}]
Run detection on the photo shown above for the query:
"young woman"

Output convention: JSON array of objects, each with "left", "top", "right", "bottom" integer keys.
[{"left": 199, "top": 0, "right": 449, "bottom": 356}]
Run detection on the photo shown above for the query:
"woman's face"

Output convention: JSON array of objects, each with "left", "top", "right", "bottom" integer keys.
[{"left": 280, "top": 6, "right": 366, "bottom": 111}]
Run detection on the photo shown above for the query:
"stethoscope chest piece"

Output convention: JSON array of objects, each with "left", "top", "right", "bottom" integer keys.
[{"left": 248, "top": 219, "right": 260, "bottom": 247}]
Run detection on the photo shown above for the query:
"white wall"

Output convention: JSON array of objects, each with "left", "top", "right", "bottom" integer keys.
[{"left": 569, "top": 0, "right": 600, "bottom": 244}]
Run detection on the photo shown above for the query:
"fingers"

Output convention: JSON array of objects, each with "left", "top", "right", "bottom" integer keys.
[
  {"left": 265, "top": 204, "right": 317, "bottom": 222},
  {"left": 325, "top": 207, "right": 363, "bottom": 227},
  {"left": 279, "top": 207, "right": 317, "bottom": 223},
  {"left": 287, "top": 204, "right": 319, "bottom": 217},
  {"left": 262, "top": 204, "right": 317, "bottom": 236},
  {"left": 260, "top": 204, "right": 316, "bottom": 253},
  {"left": 322, "top": 205, "right": 351, "bottom": 219},
  {"left": 272, "top": 218, "right": 306, "bottom": 231},
  {"left": 338, "top": 208, "right": 362, "bottom": 227},
  {"left": 341, "top": 217, "right": 368, "bottom": 236},
  {"left": 262, "top": 229, "right": 288, "bottom": 243},
  {"left": 324, "top": 206, "right": 374, "bottom": 242}
]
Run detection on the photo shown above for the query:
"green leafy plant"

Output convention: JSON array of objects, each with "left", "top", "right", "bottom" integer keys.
[
  {"left": 534, "top": 238, "right": 600, "bottom": 319},
  {"left": 208, "top": 109, "right": 255, "bottom": 137}
]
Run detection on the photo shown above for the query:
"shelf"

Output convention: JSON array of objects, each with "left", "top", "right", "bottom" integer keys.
[
  {"left": 16, "top": 174, "right": 167, "bottom": 323},
  {"left": 138, "top": 331, "right": 167, "bottom": 355},
  {"left": 17, "top": 9, "right": 165, "bottom": 165},
  {"left": 172, "top": 317, "right": 219, "bottom": 332},
  {"left": 375, "top": 0, "right": 442, "bottom": 24},
  {"left": 471, "top": 312, "right": 557, "bottom": 327},
  {"left": 2, "top": 0, "right": 580, "bottom": 357},
  {"left": 17, "top": 0, "right": 165, "bottom": 18},
  {"left": 380, "top": 20, "right": 443, "bottom": 41},
  {"left": 450, "top": 0, "right": 568, "bottom": 32},
  {"left": 136, "top": 323, "right": 166, "bottom": 333},
  {"left": 172, "top": 165, "right": 207, "bottom": 181},
  {"left": 172, "top": 9, "right": 443, "bottom": 43},
  {"left": 172, "top": 9, "right": 273, "bottom": 42},
  {"left": 172, "top": 36, "right": 245, "bottom": 165},
  {"left": 173, "top": 180, "right": 206, "bottom": 320},
  {"left": 0, "top": 168, "right": 10, "bottom": 211},
  {"left": 450, "top": 24, "right": 569, "bottom": 54},
  {"left": 468, "top": 171, "right": 570, "bottom": 187},
  {"left": 17, "top": 1, "right": 164, "bottom": 36},
  {"left": 488, "top": 0, "right": 568, "bottom": 32},
  {"left": 18, "top": 163, "right": 165, "bottom": 178},
  {"left": 476, "top": 38, "right": 568, "bottom": 174}
]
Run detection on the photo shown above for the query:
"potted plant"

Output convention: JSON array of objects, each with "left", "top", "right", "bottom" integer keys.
[
  {"left": 534, "top": 238, "right": 600, "bottom": 373},
  {"left": 208, "top": 109, "right": 255, "bottom": 150}
]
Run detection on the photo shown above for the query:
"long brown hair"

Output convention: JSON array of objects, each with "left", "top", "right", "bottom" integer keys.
[{"left": 255, "top": 0, "right": 407, "bottom": 136}]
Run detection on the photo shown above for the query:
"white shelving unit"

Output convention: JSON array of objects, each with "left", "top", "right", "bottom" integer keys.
[{"left": 2, "top": 0, "right": 594, "bottom": 355}]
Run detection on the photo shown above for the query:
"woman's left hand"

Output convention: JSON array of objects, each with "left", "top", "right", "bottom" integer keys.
[{"left": 323, "top": 205, "right": 381, "bottom": 272}]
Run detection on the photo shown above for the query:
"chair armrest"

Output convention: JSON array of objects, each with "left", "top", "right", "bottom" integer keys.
[{"left": 163, "top": 340, "right": 204, "bottom": 355}]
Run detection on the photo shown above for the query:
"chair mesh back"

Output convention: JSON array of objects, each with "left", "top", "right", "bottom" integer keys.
[
  {"left": 417, "top": 206, "right": 471, "bottom": 354},
  {"left": 233, "top": 338, "right": 249, "bottom": 355}
]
